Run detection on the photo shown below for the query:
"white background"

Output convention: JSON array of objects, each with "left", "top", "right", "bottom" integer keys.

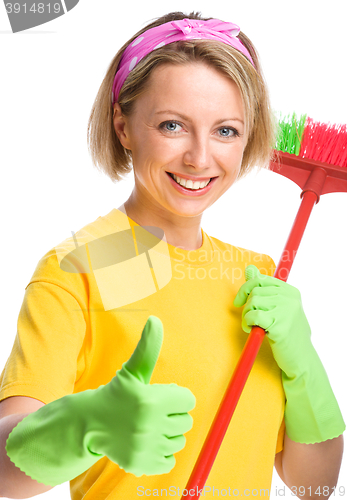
[{"left": 0, "top": 0, "right": 346, "bottom": 498}]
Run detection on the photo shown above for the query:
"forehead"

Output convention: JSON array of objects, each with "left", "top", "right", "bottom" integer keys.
[
  {"left": 148, "top": 61, "right": 236, "bottom": 89},
  {"left": 136, "top": 61, "right": 244, "bottom": 112}
]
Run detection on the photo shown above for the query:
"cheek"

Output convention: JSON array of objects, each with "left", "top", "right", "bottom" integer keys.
[
  {"left": 221, "top": 144, "right": 245, "bottom": 170},
  {"left": 137, "top": 134, "right": 170, "bottom": 160}
]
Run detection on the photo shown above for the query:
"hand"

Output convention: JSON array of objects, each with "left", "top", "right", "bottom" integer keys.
[
  {"left": 233, "top": 264, "right": 313, "bottom": 378},
  {"left": 6, "top": 316, "right": 196, "bottom": 486},
  {"left": 232, "top": 265, "right": 345, "bottom": 444},
  {"left": 87, "top": 315, "right": 196, "bottom": 476}
]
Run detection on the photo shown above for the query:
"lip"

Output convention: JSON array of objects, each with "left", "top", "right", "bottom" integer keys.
[
  {"left": 166, "top": 171, "right": 218, "bottom": 196},
  {"left": 166, "top": 171, "right": 216, "bottom": 182}
]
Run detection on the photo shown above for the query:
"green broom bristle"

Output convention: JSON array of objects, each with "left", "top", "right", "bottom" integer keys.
[{"left": 275, "top": 112, "right": 307, "bottom": 156}]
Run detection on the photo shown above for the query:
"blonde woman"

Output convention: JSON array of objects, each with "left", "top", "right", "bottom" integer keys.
[{"left": 0, "top": 11, "right": 344, "bottom": 500}]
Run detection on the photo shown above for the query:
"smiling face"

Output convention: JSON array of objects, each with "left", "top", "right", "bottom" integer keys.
[{"left": 113, "top": 61, "right": 247, "bottom": 220}]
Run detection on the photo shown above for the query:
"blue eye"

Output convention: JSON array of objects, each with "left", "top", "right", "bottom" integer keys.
[
  {"left": 160, "top": 121, "right": 182, "bottom": 133},
  {"left": 219, "top": 127, "right": 240, "bottom": 138},
  {"left": 159, "top": 121, "right": 240, "bottom": 139}
]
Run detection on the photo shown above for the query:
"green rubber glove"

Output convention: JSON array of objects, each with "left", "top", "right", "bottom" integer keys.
[
  {"left": 5, "top": 315, "right": 196, "bottom": 486},
  {"left": 233, "top": 265, "right": 345, "bottom": 444}
]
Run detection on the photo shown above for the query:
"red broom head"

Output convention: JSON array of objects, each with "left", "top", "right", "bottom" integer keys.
[
  {"left": 300, "top": 117, "right": 347, "bottom": 168},
  {"left": 273, "top": 113, "right": 347, "bottom": 195}
]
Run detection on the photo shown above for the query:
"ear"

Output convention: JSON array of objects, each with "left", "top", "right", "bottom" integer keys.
[{"left": 113, "top": 103, "right": 132, "bottom": 150}]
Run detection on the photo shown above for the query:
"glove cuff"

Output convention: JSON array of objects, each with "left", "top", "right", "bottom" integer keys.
[
  {"left": 283, "top": 348, "right": 345, "bottom": 444},
  {"left": 5, "top": 391, "right": 103, "bottom": 487}
]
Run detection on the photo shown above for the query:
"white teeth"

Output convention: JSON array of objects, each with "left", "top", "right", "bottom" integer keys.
[{"left": 172, "top": 174, "right": 210, "bottom": 190}]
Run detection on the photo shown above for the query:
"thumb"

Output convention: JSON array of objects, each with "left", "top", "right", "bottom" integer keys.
[
  {"left": 233, "top": 265, "right": 261, "bottom": 307},
  {"left": 124, "top": 315, "right": 164, "bottom": 384},
  {"left": 245, "top": 264, "right": 260, "bottom": 281}
]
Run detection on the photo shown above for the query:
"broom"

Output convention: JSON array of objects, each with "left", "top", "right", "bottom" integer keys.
[{"left": 181, "top": 113, "right": 347, "bottom": 499}]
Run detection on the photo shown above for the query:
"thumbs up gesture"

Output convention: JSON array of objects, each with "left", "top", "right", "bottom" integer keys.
[
  {"left": 88, "top": 315, "right": 196, "bottom": 476},
  {"left": 5, "top": 316, "right": 196, "bottom": 487}
]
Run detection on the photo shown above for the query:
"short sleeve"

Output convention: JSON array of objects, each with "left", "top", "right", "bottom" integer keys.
[
  {"left": 275, "top": 417, "right": 286, "bottom": 454},
  {"left": 0, "top": 281, "right": 87, "bottom": 405}
]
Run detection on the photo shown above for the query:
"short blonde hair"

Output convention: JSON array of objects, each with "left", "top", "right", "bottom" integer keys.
[{"left": 87, "top": 11, "right": 276, "bottom": 183}]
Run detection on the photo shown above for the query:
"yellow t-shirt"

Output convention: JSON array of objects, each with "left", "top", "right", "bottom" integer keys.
[{"left": 0, "top": 207, "right": 285, "bottom": 499}]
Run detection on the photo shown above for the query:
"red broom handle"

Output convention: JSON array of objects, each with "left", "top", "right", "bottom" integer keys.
[{"left": 181, "top": 174, "right": 324, "bottom": 499}]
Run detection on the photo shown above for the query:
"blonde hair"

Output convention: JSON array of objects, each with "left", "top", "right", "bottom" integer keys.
[{"left": 87, "top": 11, "right": 276, "bottom": 183}]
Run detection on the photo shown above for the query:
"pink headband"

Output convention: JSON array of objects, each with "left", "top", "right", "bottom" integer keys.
[{"left": 111, "top": 18, "right": 255, "bottom": 106}]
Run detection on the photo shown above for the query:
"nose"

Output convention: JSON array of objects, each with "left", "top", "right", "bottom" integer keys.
[{"left": 183, "top": 134, "right": 212, "bottom": 172}]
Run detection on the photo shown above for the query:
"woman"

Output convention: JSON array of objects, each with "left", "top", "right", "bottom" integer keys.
[{"left": 0, "top": 10, "right": 344, "bottom": 500}]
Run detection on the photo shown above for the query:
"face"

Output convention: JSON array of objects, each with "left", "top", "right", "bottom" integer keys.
[{"left": 113, "top": 62, "right": 247, "bottom": 220}]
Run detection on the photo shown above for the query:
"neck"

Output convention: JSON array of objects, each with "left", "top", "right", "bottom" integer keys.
[{"left": 118, "top": 193, "right": 204, "bottom": 251}]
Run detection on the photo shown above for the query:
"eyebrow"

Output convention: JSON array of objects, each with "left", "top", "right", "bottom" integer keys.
[{"left": 154, "top": 110, "right": 244, "bottom": 125}]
